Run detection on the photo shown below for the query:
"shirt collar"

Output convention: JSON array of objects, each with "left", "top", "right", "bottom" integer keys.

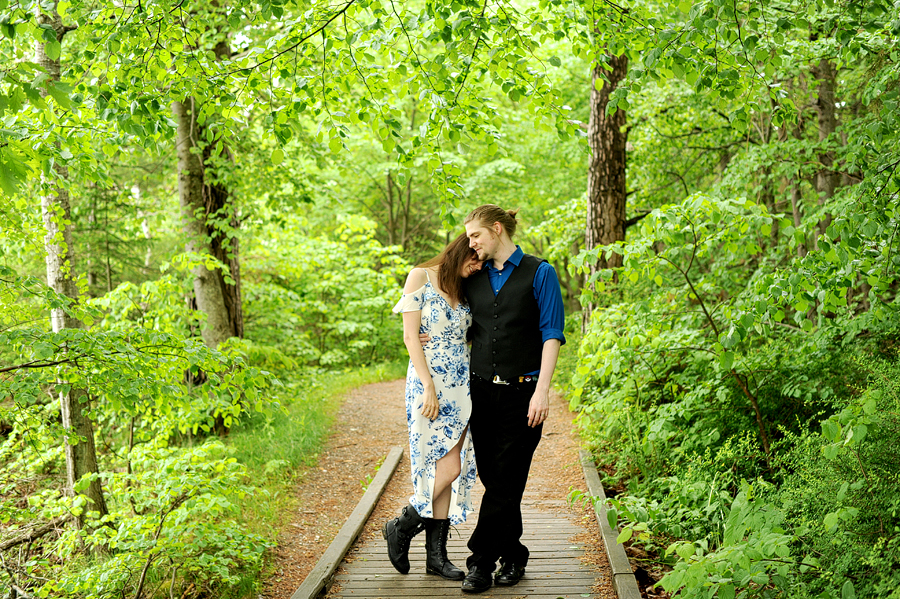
[{"left": 485, "top": 246, "right": 524, "bottom": 272}]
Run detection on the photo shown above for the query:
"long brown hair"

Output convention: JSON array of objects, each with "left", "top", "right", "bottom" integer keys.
[
  {"left": 464, "top": 204, "right": 519, "bottom": 238},
  {"left": 418, "top": 233, "right": 478, "bottom": 305}
]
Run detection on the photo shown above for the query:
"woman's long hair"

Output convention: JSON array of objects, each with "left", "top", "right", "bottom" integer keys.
[{"left": 417, "top": 233, "right": 478, "bottom": 305}]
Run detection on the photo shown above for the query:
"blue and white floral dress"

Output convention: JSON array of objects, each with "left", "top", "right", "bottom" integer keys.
[{"left": 392, "top": 270, "right": 477, "bottom": 525}]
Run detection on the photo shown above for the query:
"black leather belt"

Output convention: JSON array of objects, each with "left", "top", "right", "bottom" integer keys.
[{"left": 472, "top": 373, "right": 538, "bottom": 385}]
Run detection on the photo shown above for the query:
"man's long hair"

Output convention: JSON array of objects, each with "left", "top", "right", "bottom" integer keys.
[
  {"left": 464, "top": 204, "right": 519, "bottom": 238},
  {"left": 418, "top": 233, "right": 478, "bottom": 305}
]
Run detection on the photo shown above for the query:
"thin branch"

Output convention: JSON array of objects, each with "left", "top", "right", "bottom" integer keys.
[
  {"left": 219, "top": 1, "right": 357, "bottom": 78},
  {"left": 453, "top": 0, "right": 489, "bottom": 105}
]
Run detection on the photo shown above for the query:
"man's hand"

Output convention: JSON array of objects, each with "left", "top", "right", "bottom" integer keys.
[
  {"left": 527, "top": 387, "right": 550, "bottom": 427},
  {"left": 419, "top": 333, "right": 430, "bottom": 346}
]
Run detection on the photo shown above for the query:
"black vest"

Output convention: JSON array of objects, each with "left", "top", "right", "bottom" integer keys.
[{"left": 466, "top": 254, "right": 544, "bottom": 380}]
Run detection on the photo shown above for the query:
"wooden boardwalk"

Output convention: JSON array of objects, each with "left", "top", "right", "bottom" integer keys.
[{"left": 327, "top": 484, "right": 604, "bottom": 598}]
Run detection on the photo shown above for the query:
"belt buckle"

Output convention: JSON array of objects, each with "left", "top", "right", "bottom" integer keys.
[{"left": 491, "top": 374, "right": 510, "bottom": 385}]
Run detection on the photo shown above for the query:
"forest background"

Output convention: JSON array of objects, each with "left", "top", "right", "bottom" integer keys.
[{"left": 1, "top": 0, "right": 898, "bottom": 597}]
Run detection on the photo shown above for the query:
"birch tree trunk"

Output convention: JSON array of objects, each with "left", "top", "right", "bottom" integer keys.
[
  {"left": 35, "top": 3, "right": 108, "bottom": 527},
  {"left": 173, "top": 97, "right": 237, "bottom": 349},
  {"left": 173, "top": 38, "right": 242, "bottom": 346}
]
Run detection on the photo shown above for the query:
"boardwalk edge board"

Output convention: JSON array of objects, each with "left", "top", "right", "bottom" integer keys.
[
  {"left": 579, "top": 449, "right": 643, "bottom": 599},
  {"left": 291, "top": 445, "right": 405, "bottom": 599}
]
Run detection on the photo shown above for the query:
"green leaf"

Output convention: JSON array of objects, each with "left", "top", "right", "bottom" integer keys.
[
  {"left": 719, "top": 351, "right": 734, "bottom": 371},
  {"left": 841, "top": 580, "right": 856, "bottom": 599},
  {"left": 824, "top": 511, "right": 840, "bottom": 531},
  {"left": 615, "top": 527, "right": 633, "bottom": 544},
  {"left": 836, "top": 481, "right": 849, "bottom": 502},
  {"left": 46, "top": 82, "right": 71, "bottom": 109},
  {"left": 33, "top": 342, "right": 55, "bottom": 360},
  {"left": 593, "top": 77, "right": 604, "bottom": 91},
  {"left": 45, "top": 40, "right": 62, "bottom": 61},
  {"left": 719, "top": 584, "right": 735, "bottom": 599},
  {"left": 821, "top": 419, "right": 840, "bottom": 442},
  {"left": 271, "top": 147, "right": 284, "bottom": 165},
  {"left": 675, "top": 543, "right": 695, "bottom": 559},
  {"left": 823, "top": 444, "right": 840, "bottom": 460},
  {"left": 862, "top": 397, "right": 877, "bottom": 415},
  {"left": 607, "top": 506, "right": 617, "bottom": 530},
  {"left": 548, "top": 56, "right": 561, "bottom": 67},
  {"left": 0, "top": 148, "right": 28, "bottom": 194}
]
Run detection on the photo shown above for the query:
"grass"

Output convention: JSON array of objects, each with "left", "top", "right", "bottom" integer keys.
[{"left": 222, "top": 359, "right": 408, "bottom": 597}]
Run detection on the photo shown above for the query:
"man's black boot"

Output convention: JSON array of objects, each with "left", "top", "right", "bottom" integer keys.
[
  {"left": 494, "top": 559, "right": 526, "bottom": 585},
  {"left": 424, "top": 519, "right": 465, "bottom": 580},
  {"left": 461, "top": 565, "right": 494, "bottom": 593},
  {"left": 382, "top": 504, "right": 425, "bottom": 574}
]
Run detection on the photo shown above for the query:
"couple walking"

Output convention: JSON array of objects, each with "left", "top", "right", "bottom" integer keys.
[{"left": 383, "top": 204, "right": 566, "bottom": 593}]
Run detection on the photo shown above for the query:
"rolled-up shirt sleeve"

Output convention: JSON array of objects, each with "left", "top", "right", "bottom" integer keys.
[{"left": 533, "top": 262, "right": 566, "bottom": 346}]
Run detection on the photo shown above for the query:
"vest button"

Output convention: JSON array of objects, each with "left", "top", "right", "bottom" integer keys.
[
  {"left": 492, "top": 350, "right": 496, "bottom": 355},
  {"left": 493, "top": 326, "right": 497, "bottom": 330},
  {"left": 493, "top": 303, "right": 498, "bottom": 307},
  {"left": 492, "top": 338, "right": 497, "bottom": 342},
  {"left": 493, "top": 314, "right": 498, "bottom": 319},
  {"left": 492, "top": 362, "right": 496, "bottom": 367}
]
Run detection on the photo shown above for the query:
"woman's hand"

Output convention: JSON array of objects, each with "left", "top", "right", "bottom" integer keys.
[{"left": 421, "top": 383, "right": 439, "bottom": 420}]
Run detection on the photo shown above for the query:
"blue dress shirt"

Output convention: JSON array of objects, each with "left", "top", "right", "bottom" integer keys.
[{"left": 483, "top": 246, "right": 566, "bottom": 376}]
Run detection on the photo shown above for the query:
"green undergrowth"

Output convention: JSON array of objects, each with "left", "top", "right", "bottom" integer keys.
[{"left": 224, "top": 359, "right": 407, "bottom": 596}]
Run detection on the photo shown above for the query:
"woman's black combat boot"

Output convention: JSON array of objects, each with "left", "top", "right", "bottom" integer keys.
[
  {"left": 382, "top": 504, "right": 426, "bottom": 574},
  {"left": 424, "top": 518, "right": 465, "bottom": 580}
]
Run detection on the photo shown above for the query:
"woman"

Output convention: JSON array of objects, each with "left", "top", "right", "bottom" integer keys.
[{"left": 383, "top": 233, "right": 482, "bottom": 581}]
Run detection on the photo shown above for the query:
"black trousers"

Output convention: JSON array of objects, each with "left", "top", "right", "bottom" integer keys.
[{"left": 466, "top": 375, "right": 543, "bottom": 571}]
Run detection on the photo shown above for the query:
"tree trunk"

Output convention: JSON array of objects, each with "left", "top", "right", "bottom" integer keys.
[
  {"left": 760, "top": 169, "right": 779, "bottom": 247},
  {"left": 585, "top": 57, "right": 628, "bottom": 267},
  {"left": 789, "top": 109, "right": 808, "bottom": 258},
  {"left": 584, "top": 54, "right": 628, "bottom": 326},
  {"left": 35, "top": 4, "right": 108, "bottom": 527},
  {"left": 812, "top": 58, "right": 839, "bottom": 237},
  {"left": 202, "top": 146, "right": 244, "bottom": 340},
  {"left": 173, "top": 97, "right": 237, "bottom": 348}
]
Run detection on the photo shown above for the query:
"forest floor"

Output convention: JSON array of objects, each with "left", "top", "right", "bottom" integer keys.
[{"left": 260, "top": 378, "right": 615, "bottom": 599}]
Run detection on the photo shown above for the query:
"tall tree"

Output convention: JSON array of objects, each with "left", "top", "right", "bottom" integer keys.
[
  {"left": 174, "top": 38, "right": 242, "bottom": 348},
  {"left": 812, "top": 56, "right": 839, "bottom": 238},
  {"left": 35, "top": 2, "right": 108, "bottom": 527},
  {"left": 585, "top": 55, "right": 629, "bottom": 270},
  {"left": 584, "top": 51, "right": 628, "bottom": 325}
]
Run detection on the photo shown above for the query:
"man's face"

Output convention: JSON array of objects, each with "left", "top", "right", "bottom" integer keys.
[{"left": 465, "top": 221, "right": 498, "bottom": 261}]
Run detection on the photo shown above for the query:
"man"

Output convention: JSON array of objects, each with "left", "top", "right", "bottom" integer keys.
[{"left": 459, "top": 204, "right": 565, "bottom": 593}]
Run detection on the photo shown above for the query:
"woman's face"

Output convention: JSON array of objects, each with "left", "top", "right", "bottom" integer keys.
[{"left": 460, "top": 255, "right": 483, "bottom": 278}]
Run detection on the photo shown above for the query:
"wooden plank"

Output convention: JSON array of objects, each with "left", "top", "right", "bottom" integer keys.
[
  {"left": 579, "top": 449, "right": 641, "bottom": 599},
  {"left": 351, "top": 550, "right": 585, "bottom": 561},
  {"left": 327, "top": 584, "right": 596, "bottom": 595},
  {"left": 343, "top": 563, "right": 593, "bottom": 574},
  {"left": 335, "top": 571, "right": 595, "bottom": 589},
  {"left": 291, "top": 446, "right": 404, "bottom": 599},
  {"left": 328, "top": 595, "right": 596, "bottom": 599},
  {"left": 344, "top": 556, "right": 586, "bottom": 566}
]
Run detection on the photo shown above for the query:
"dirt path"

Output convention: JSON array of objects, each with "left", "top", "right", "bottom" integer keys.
[{"left": 262, "top": 379, "right": 615, "bottom": 598}]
